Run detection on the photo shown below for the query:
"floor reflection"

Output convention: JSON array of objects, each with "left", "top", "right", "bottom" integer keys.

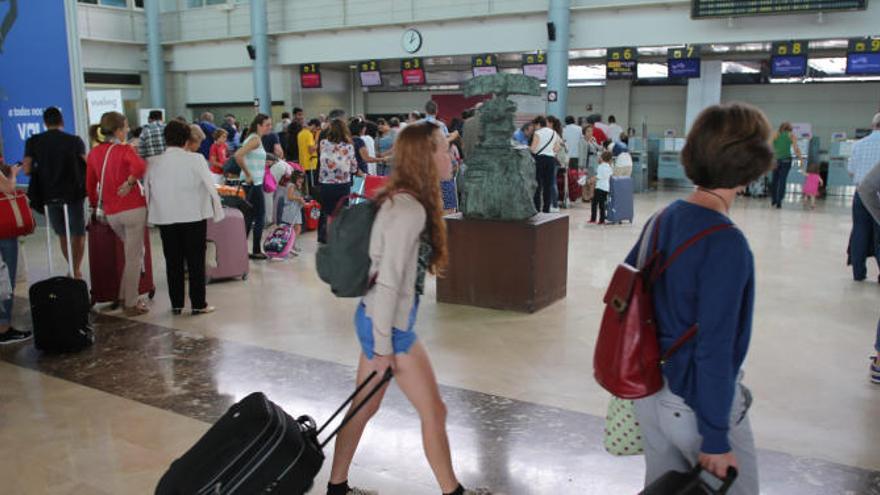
[{"left": 1, "top": 306, "right": 877, "bottom": 494}]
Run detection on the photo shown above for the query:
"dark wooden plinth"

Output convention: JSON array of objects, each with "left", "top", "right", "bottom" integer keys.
[{"left": 436, "top": 213, "right": 568, "bottom": 313}]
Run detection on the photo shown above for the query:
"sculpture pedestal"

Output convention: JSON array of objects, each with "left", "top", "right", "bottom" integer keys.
[{"left": 436, "top": 213, "right": 568, "bottom": 313}]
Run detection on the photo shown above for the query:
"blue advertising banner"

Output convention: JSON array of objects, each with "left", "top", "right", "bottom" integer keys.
[{"left": 0, "top": 0, "right": 76, "bottom": 181}]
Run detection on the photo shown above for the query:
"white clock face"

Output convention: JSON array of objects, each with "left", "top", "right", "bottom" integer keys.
[{"left": 402, "top": 29, "right": 422, "bottom": 54}]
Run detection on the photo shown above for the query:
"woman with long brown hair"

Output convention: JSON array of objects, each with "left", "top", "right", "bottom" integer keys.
[
  {"left": 317, "top": 118, "right": 360, "bottom": 243},
  {"left": 327, "top": 122, "right": 489, "bottom": 495}
]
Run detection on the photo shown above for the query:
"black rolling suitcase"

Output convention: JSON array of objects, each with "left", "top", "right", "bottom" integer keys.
[
  {"left": 156, "top": 368, "right": 393, "bottom": 495},
  {"left": 30, "top": 202, "right": 93, "bottom": 352},
  {"left": 640, "top": 466, "right": 738, "bottom": 495}
]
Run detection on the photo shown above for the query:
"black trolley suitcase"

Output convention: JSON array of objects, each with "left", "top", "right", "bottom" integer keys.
[
  {"left": 29, "top": 202, "right": 93, "bottom": 352},
  {"left": 156, "top": 368, "right": 393, "bottom": 495},
  {"left": 640, "top": 466, "right": 738, "bottom": 495}
]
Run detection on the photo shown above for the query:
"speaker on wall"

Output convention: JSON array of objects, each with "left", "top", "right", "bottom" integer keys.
[
  {"left": 246, "top": 44, "right": 256, "bottom": 60},
  {"left": 547, "top": 22, "right": 556, "bottom": 41}
]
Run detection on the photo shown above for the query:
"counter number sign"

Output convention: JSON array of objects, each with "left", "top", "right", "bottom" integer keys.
[
  {"left": 522, "top": 52, "right": 547, "bottom": 80},
  {"left": 472, "top": 54, "right": 498, "bottom": 77},
  {"left": 667, "top": 45, "right": 701, "bottom": 78},
  {"left": 606, "top": 47, "right": 637, "bottom": 79},
  {"left": 847, "top": 37, "right": 880, "bottom": 75},
  {"left": 401, "top": 57, "right": 426, "bottom": 86},
  {"left": 770, "top": 41, "right": 808, "bottom": 77},
  {"left": 300, "top": 63, "right": 321, "bottom": 89},
  {"left": 358, "top": 60, "right": 383, "bottom": 88}
]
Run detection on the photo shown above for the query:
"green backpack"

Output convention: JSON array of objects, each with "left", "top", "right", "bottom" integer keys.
[{"left": 316, "top": 198, "right": 378, "bottom": 297}]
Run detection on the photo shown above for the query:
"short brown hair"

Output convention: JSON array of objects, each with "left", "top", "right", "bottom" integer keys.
[
  {"left": 600, "top": 150, "right": 613, "bottom": 163},
  {"left": 163, "top": 120, "right": 191, "bottom": 147},
  {"left": 681, "top": 103, "right": 773, "bottom": 189},
  {"left": 213, "top": 128, "right": 227, "bottom": 140}
]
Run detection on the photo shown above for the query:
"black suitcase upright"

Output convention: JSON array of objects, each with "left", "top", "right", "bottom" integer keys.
[
  {"left": 30, "top": 203, "right": 93, "bottom": 352},
  {"left": 156, "top": 368, "right": 393, "bottom": 495}
]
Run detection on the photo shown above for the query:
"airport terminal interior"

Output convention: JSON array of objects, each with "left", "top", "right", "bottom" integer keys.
[{"left": 1, "top": 0, "right": 880, "bottom": 494}]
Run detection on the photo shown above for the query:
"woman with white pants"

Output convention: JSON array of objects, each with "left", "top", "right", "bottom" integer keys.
[{"left": 623, "top": 103, "right": 773, "bottom": 494}]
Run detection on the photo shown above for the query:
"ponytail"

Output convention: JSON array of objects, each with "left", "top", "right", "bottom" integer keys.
[
  {"left": 88, "top": 124, "right": 103, "bottom": 144},
  {"left": 90, "top": 111, "right": 127, "bottom": 145}
]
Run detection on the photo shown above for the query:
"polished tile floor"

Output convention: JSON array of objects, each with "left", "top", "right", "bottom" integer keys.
[{"left": 2, "top": 190, "right": 879, "bottom": 494}]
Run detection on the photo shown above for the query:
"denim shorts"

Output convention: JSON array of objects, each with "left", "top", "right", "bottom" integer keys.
[
  {"left": 355, "top": 296, "right": 419, "bottom": 359},
  {"left": 47, "top": 199, "right": 86, "bottom": 237}
]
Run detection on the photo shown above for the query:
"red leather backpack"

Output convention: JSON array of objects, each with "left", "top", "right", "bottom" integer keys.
[{"left": 594, "top": 210, "right": 733, "bottom": 399}]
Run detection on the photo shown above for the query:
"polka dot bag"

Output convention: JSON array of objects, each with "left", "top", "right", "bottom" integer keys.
[{"left": 603, "top": 397, "right": 644, "bottom": 456}]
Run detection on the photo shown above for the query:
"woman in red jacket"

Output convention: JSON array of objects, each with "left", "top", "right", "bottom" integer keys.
[{"left": 86, "top": 111, "right": 149, "bottom": 316}]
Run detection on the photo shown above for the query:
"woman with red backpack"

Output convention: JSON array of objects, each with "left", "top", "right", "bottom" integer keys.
[{"left": 623, "top": 103, "right": 773, "bottom": 494}]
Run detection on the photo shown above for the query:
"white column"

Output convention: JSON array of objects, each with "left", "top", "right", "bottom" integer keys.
[{"left": 684, "top": 60, "right": 722, "bottom": 133}]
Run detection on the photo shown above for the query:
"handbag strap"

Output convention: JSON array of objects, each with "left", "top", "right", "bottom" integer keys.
[
  {"left": 534, "top": 131, "right": 553, "bottom": 156},
  {"left": 97, "top": 144, "right": 118, "bottom": 209}
]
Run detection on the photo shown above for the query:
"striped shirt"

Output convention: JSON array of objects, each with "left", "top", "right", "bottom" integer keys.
[
  {"left": 239, "top": 134, "right": 266, "bottom": 186},
  {"left": 848, "top": 130, "right": 880, "bottom": 186}
]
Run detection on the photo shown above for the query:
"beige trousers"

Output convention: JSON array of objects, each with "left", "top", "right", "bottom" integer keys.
[{"left": 107, "top": 207, "right": 147, "bottom": 308}]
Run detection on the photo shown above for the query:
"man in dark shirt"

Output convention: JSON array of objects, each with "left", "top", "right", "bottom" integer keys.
[
  {"left": 221, "top": 114, "right": 239, "bottom": 150},
  {"left": 197, "top": 112, "right": 217, "bottom": 159},
  {"left": 261, "top": 130, "right": 284, "bottom": 159},
  {"left": 23, "top": 107, "right": 87, "bottom": 278}
]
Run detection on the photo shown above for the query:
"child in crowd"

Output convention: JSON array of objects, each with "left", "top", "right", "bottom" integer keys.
[
  {"left": 802, "top": 162, "right": 824, "bottom": 210},
  {"left": 590, "top": 151, "right": 614, "bottom": 224},
  {"left": 280, "top": 171, "right": 306, "bottom": 254},
  {"left": 209, "top": 129, "right": 228, "bottom": 182}
]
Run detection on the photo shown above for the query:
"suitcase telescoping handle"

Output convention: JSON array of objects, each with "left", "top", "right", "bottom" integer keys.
[
  {"left": 43, "top": 202, "right": 75, "bottom": 277},
  {"left": 317, "top": 368, "right": 393, "bottom": 449}
]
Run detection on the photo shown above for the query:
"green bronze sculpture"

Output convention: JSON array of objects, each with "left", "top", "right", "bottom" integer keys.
[{"left": 459, "top": 73, "right": 541, "bottom": 221}]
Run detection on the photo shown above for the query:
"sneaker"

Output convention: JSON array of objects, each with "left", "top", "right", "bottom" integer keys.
[
  {"left": 347, "top": 488, "right": 378, "bottom": 495},
  {"left": 0, "top": 328, "right": 33, "bottom": 345},
  {"left": 192, "top": 306, "right": 216, "bottom": 315},
  {"left": 172, "top": 308, "right": 183, "bottom": 316},
  {"left": 463, "top": 489, "right": 493, "bottom": 495},
  {"left": 249, "top": 253, "right": 268, "bottom": 260},
  {"left": 871, "top": 357, "right": 880, "bottom": 385},
  {"left": 549, "top": 206, "right": 560, "bottom": 213}
]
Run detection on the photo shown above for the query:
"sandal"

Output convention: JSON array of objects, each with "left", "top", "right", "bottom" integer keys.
[
  {"left": 124, "top": 301, "right": 150, "bottom": 317},
  {"left": 192, "top": 306, "right": 216, "bottom": 315}
]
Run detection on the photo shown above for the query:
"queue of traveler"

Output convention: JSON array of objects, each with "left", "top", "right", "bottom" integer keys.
[
  {"left": 520, "top": 112, "right": 633, "bottom": 223},
  {"left": 13, "top": 99, "right": 880, "bottom": 495}
]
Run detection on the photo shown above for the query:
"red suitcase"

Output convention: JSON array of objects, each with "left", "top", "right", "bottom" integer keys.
[
  {"left": 304, "top": 200, "right": 321, "bottom": 231},
  {"left": 557, "top": 168, "right": 583, "bottom": 203},
  {"left": 363, "top": 175, "right": 387, "bottom": 199},
  {"left": 87, "top": 221, "right": 155, "bottom": 306}
]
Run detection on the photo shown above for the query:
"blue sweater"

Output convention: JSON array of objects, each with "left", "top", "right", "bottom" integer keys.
[{"left": 625, "top": 200, "right": 754, "bottom": 454}]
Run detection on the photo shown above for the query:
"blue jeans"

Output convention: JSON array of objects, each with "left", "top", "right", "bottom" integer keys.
[
  {"left": 850, "top": 191, "right": 880, "bottom": 280},
  {"left": 875, "top": 318, "right": 880, "bottom": 353},
  {"left": 770, "top": 158, "right": 792, "bottom": 206},
  {"left": 551, "top": 160, "right": 560, "bottom": 208},
  {"left": 0, "top": 238, "right": 18, "bottom": 325}
]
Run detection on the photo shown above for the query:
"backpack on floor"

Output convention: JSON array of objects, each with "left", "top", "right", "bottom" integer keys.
[{"left": 263, "top": 224, "right": 296, "bottom": 259}]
